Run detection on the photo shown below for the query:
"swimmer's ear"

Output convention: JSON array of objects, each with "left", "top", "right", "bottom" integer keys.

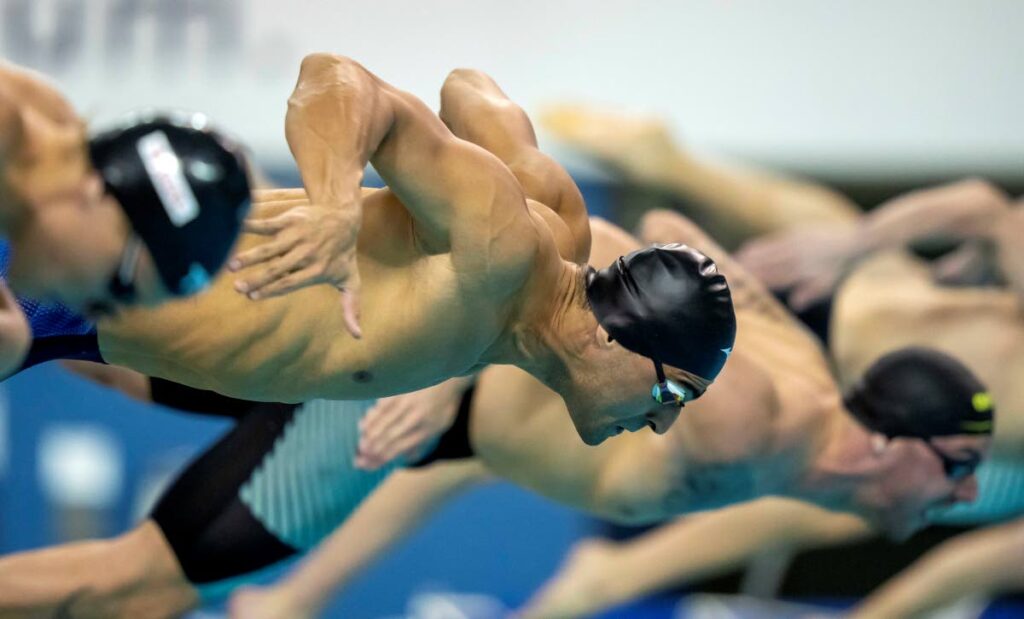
[
  {"left": 870, "top": 433, "right": 890, "bottom": 455},
  {"left": 594, "top": 324, "right": 616, "bottom": 350}
]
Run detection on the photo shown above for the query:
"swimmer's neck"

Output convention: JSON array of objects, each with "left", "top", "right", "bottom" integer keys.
[
  {"left": 486, "top": 260, "right": 592, "bottom": 391},
  {"left": 785, "top": 407, "right": 884, "bottom": 510}
]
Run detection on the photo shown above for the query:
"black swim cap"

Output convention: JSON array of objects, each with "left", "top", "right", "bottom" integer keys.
[
  {"left": 585, "top": 243, "right": 737, "bottom": 381},
  {"left": 844, "top": 347, "right": 994, "bottom": 439},
  {"left": 89, "top": 113, "right": 251, "bottom": 296}
]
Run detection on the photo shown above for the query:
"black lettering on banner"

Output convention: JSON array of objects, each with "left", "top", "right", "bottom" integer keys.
[
  {"left": 107, "top": 0, "right": 240, "bottom": 75},
  {"left": 2, "top": 0, "right": 85, "bottom": 72}
]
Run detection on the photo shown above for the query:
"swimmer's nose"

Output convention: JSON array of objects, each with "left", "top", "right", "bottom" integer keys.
[{"left": 647, "top": 407, "right": 681, "bottom": 434}]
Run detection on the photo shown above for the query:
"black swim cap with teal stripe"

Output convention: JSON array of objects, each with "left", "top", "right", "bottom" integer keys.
[
  {"left": 844, "top": 347, "right": 994, "bottom": 438},
  {"left": 585, "top": 243, "right": 737, "bottom": 381}
]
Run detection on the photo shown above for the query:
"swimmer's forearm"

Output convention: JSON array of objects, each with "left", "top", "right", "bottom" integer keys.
[
  {"left": 854, "top": 179, "right": 1011, "bottom": 257},
  {"left": 851, "top": 518, "right": 1024, "bottom": 619},
  {"left": 285, "top": 54, "right": 395, "bottom": 208},
  {"left": 596, "top": 499, "right": 869, "bottom": 606},
  {"left": 276, "top": 462, "right": 488, "bottom": 612}
]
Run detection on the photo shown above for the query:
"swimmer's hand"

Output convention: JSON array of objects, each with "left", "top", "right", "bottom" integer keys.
[
  {"left": 355, "top": 376, "right": 470, "bottom": 470},
  {"left": 228, "top": 585, "right": 316, "bottom": 619},
  {"left": 517, "top": 539, "right": 624, "bottom": 619},
  {"left": 736, "top": 225, "right": 863, "bottom": 312},
  {"left": 231, "top": 199, "right": 363, "bottom": 339}
]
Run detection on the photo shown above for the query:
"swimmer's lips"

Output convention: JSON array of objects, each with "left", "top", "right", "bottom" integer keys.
[{"left": 609, "top": 419, "right": 653, "bottom": 438}]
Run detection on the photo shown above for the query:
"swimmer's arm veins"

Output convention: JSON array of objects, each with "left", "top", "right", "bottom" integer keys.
[{"left": 286, "top": 53, "right": 531, "bottom": 254}]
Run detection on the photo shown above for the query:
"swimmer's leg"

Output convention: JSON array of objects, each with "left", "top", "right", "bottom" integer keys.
[
  {"left": 0, "top": 520, "right": 197, "bottom": 619},
  {"left": 541, "top": 104, "right": 859, "bottom": 247},
  {"left": 439, "top": 69, "right": 590, "bottom": 263}
]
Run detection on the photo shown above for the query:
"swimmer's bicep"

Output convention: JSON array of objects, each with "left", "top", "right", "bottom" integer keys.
[{"left": 374, "top": 96, "right": 534, "bottom": 258}]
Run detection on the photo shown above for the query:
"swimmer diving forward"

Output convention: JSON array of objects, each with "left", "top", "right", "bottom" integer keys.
[{"left": 86, "top": 57, "right": 737, "bottom": 444}]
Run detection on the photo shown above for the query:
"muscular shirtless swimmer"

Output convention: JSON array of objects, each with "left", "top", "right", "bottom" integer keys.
[{"left": 91, "top": 58, "right": 737, "bottom": 443}]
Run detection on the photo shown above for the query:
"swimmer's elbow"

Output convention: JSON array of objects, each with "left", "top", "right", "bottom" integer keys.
[
  {"left": 290, "top": 54, "right": 376, "bottom": 106},
  {"left": 297, "top": 52, "right": 356, "bottom": 79}
]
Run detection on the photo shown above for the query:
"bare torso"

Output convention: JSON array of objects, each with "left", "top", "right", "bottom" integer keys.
[{"left": 98, "top": 187, "right": 546, "bottom": 401}]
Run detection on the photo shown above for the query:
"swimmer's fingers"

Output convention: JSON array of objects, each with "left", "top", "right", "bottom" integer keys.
[
  {"left": 373, "top": 433, "right": 430, "bottom": 469},
  {"left": 787, "top": 271, "right": 840, "bottom": 313},
  {"left": 233, "top": 247, "right": 310, "bottom": 297},
  {"left": 250, "top": 188, "right": 309, "bottom": 204},
  {"left": 357, "top": 399, "right": 420, "bottom": 469},
  {"left": 243, "top": 211, "right": 300, "bottom": 236},
  {"left": 338, "top": 268, "right": 362, "bottom": 339},
  {"left": 228, "top": 234, "right": 301, "bottom": 272},
  {"left": 239, "top": 263, "right": 332, "bottom": 300},
  {"left": 359, "top": 397, "right": 411, "bottom": 450},
  {"left": 369, "top": 400, "right": 460, "bottom": 468}
]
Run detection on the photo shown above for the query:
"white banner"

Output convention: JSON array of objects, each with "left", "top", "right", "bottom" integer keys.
[{"left": 4, "top": 0, "right": 1022, "bottom": 178}]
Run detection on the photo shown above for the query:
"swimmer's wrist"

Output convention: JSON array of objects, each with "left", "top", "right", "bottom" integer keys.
[
  {"left": 307, "top": 173, "right": 365, "bottom": 213},
  {"left": 273, "top": 579, "right": 329, "bottom": 616}
]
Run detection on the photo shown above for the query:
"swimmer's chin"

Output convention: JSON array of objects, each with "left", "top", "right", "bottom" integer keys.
[{"left": 580, "top": 425, "right": 623, "bottom": 446}]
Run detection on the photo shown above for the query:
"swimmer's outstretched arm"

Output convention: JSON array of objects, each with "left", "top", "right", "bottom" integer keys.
[
  {"left": 518, "top": 498, "right": 869, "bottom": 619},
  {"left": 737, "top": 178, "right": 1013, "bottom": 310},
  {"left": 847, "top": 178, "right": 1010, "bottom": 255},
  {"left": 232, "top": 54, "right": 533, "bottom": 323},
  {"left": 851, "top": 517, "right": 1024, "bottom": 619},
  {"left": 228, "top": 461, "right": 489, "bottom": 619}
]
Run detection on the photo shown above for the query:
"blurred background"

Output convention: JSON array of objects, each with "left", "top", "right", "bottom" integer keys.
[{"left": 2, "top": 0, "right": 1023, "bottom": 617}]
